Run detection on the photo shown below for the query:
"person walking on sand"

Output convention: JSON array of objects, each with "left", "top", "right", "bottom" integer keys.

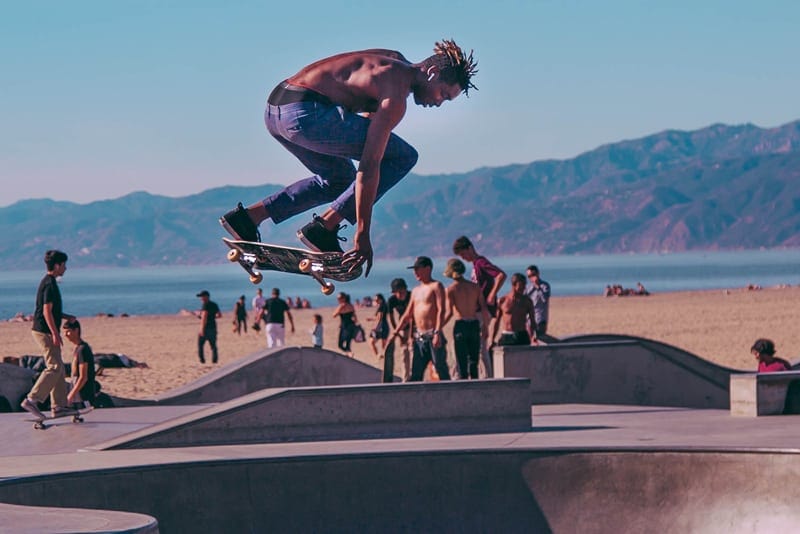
[
  {"left": 21, "top": 250, "right": 79, "bottom": 419},
  {"left": 333, "top": 292, "right": 359, "bottom": 357},
  {"left": 387, "top": 278, "right": 412, "bottom": 381},
  {"left": 492, "top": 274, "right": 535, "bottom": 347},
  {"left": 442, "top": 258, "right": 489, "bottom": 380},
  {"left": 251, "top": 288, "right": 266, "bottom": 332},
  {"left": 524, "top": 265, "right": 554, "bottom": 344},
  {"left": 219, "top": 40, "right": 478, "bottom": 276},
  {"left": 196, "top": 290, "right": 222, "bottom": 364},
  {"left": 262, "top": 288, "right": 295, "bottom": 348},
  {"left": 368, "top": 293, "right": 390, "bottom": 357},
  {"left": 452, "top": 235, "right": 506, "bottom": 377},
  {"left": 388, "top": 256, "right": 450, "bottom": 381},
  {"left": 310, "top": 314, "right": 324, "bottom": 349},
  {"left": 233, "top": 295, "right": 248, "bottom": 335}
]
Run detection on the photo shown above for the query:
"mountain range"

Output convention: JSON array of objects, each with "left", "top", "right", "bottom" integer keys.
[{"left": 2, "top": 119, "right": 799, "bottom": 269}]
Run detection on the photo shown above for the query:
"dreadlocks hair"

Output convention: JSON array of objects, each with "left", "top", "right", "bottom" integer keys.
[{"left": 422, "top": 38, "right": 478, "bottom": 96}]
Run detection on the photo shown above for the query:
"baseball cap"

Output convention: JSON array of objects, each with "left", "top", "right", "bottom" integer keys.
[
  {"left": 196, "top": 290, "right": 210, "bottom": 297},
  {"left": 407, "top": 256, "right": 433, "bottom": 269},
  {"left": 443, "top": 258, "right": 466, "bottom": 278}
]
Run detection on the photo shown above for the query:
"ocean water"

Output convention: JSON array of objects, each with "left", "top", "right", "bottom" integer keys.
[{"left": 1, "top": 249, "right": 798, "bottom": 320}]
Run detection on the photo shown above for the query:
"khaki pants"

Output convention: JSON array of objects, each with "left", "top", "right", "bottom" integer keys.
[{"left": 28, "top": 330, "right": 68, "bottom": 409}]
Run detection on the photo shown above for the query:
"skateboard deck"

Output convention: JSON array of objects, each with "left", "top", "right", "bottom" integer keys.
[
  {"left": 382, "top": 340, "right": 396, "bottom": 383},
  {"left": 223, "top": 238, "right": 362, "bottom": 295},
  {"left": 25, "top": 406, "right": 94, "bottom": 430}
]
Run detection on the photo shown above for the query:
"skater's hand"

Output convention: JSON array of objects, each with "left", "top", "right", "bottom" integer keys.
[{"left": 343, "top": 232, "right": 373, "bottom": 277}]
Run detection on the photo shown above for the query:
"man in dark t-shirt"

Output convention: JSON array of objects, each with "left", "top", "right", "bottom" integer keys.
[
  {"left": 387, "top": 278, "right": 412, "bottom": 381},
  {"left": 196, "top": 290, "right": 222, "bottom": 364},
  {"left": 21, "top": 250, "right": 78, "bottom": 419},
  {"left": 63, "top": 319, "right": 96, "bottom": 407},
  {"left": 262, "top": 288, "right": 295, "bottom": 348}
]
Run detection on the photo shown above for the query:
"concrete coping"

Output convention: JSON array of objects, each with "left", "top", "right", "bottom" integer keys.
[
  {"left": 0, "top": 502, "right": 158, "bottom": 533},
  {"left": 730, "top": 371, "right": 800, "bottom": 416}
]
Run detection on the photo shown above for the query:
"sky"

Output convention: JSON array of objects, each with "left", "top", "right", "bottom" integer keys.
[{"left": 2, "top": 0, "right": 799, "bottom": 207}]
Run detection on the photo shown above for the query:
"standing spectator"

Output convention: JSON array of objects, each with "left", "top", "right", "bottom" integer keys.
[
  {"left": 197, "top": 289, "right": 222, "bottom": 363},
  {"left": 368, "top": 293, "right": 390, "bottom": 357},
  {"left": 21, "top": 250, "right": 78, "bottom": 418},
  {"left": 196, "top": 290, "right": 222, "bottom": 364},
  {"left": 452, "top": 235, "right": 506, "bottom": 377},
  {"left": 262, "top": 288, "right": 295, "bottom": 348},
  {"left": 387, "top": 278, "right": 413, "bottom": 381},
  {"left": 233, "top": 295, "right": 248, "bottom": 335},
  {"left": 492, "top": 273, "right": 535, "bottom": 347},
  {"left": 251, "top": 288, "right": 266, "bottom": 331},
  {"left": 63, "top": 319, "right": 96, "bottom": 409},
  {"left": 310, "top": 314, "right": 324, "bottom": 349},
  {"left": 333, "top": 292, "right": 358, "bottom": 357},
  {"left": 442, "top": 258, "right": 489, "bottom": 380},
  {"left": 525, "top": 265, "right": 553, "bottom": 344},
  {"left": 389, "top": 256, "right": 450, "bottom": 381},
  {"left": 751, "top": 338, "right": 791, "bottom": 372}
]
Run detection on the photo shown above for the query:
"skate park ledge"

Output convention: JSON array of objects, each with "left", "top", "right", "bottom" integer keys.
[{"left": 730, "top": 371, "right": 800, "bottom": 416}]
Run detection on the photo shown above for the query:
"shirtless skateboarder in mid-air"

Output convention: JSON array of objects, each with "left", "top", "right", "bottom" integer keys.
[{"left": 220, "top": 40, "right": 478, "bottom": 276}]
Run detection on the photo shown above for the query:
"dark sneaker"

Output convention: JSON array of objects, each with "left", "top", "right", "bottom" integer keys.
[
  {"left": 297, "top": 215, "right": 347, "bottom": 253},
  {"left": 220, "top": 202, "right": 261, "bottom": 242}
]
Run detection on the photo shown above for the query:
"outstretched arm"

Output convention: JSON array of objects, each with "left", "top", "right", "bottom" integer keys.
[{"left": 342, "top": 94, "right": 407, "bottom": 276}]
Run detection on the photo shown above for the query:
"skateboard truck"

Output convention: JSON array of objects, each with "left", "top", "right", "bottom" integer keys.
[
  {"left": 226, "top": 248, "right": 264, "bottom": 284},
  {"left": 298, "top": 259, "right": 336, "bottom": 295}
]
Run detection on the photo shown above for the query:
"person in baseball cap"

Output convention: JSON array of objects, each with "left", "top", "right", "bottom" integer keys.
[
  {"left": 407, "top": 256, "right": 433, "bottom": 270},
  {"left": 196, "top": 290, "right": 210, "bottom": 298}
]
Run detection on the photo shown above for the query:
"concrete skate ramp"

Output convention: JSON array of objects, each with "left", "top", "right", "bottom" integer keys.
[
  {"left": 1, "top": 449, "right": 798, "bottom": 533},
  {"left": 496, "top": 334, "right": 743, "bottom": 408},
  {"left": 0, "top": 502, "right": 159, "bottom": 534},
  {"left": 111, "top": 346, "right": 386, "bottom": 406},
  {"left": 94, "top": 379, "right": 531, "bottom": 450}
]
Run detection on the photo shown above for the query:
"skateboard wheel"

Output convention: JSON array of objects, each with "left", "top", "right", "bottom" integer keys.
[
  {"left": 34, "top": 421, "right": 47, "bottom": 430},
  {"left": 227, "top": 249, "right": 241, "bottom": 262},
  {"left": 321, "top": 282, "right": 335, "bottom": 296},
  {"left": 73, "top": 416, "right": 83, "bottom": 423},
  {"left": 249, "top": 272, "right": 263, "bottom": 284},
  {"left": 298, "top": 259, "right": 312, "bottom": 273}
]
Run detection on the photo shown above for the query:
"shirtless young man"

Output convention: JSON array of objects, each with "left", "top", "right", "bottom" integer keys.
[
  {"left": 220, "top": 40, "right": 478, "bottom": 276},
  {"left": 388, "top": 256, "right": 450, "bottom": 381},
  {"left": 492, "top": 273, "right": 535, "bottom": 347},
  {"left": 442, "top": 258, "right": 489, "bottom": 379}
]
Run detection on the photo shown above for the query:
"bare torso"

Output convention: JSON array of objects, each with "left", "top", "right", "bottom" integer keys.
[
  {"left": 288, "top": 50, "right": 414, "bottom": 113},
  {"left": 497, "top": 293, "right": 534, "bottom": 332},
  {"left": 410, "top": 280, "right": 445, "bottom": 332},
  {"left": 446, "top": 279, "right": 483, "bottom": 321}
]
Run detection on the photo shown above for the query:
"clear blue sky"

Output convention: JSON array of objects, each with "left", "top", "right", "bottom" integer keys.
[{"left": 2, "top": 0, "right": 798, "bottom": 206}]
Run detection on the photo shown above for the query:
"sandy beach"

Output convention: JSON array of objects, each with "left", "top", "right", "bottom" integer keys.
[{"left": 2, "top": 286, "right": 798, "bottom": 400}]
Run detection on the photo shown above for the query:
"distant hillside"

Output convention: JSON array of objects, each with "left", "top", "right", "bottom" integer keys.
[{"left": 2, "top": 120, "right": 799, "bottom": 269}]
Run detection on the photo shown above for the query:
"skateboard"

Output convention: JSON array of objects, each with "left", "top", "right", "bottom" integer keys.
[
  {"left": 24, "top": 405, "right": 94, "bottom": 430},
  {"left": 223, "top": 238, "right": 362, "bottom": 295},
  {"left": 382, "top": 340, "right": 396, "bottom": 383}
]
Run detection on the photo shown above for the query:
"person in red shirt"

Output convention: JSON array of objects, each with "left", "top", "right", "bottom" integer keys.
[{"left": 751, "top": 338, "right": 791, "bottom": 373}]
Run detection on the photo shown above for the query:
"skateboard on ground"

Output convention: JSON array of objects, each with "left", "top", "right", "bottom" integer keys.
[
  {"left": 382, "top": 340, "right": 396, "bottom": 383},
  {"left": 23, "top": 404, "right": 94, "bottom": 430},
  {"left": 222, "top": 238, "right": 362, "bottom": 295}
]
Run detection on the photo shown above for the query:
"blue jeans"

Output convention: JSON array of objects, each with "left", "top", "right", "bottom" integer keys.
[
  {"left": 262, "top": 101, "right": 418, "bottom": 224},
  {"left": 409, "top": 333, "right": 451, "bottom": 381}
]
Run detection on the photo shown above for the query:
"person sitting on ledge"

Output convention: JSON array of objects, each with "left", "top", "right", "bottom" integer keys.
[{"left": 751, "top": 338, "right": 791, "bottom": 373}]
